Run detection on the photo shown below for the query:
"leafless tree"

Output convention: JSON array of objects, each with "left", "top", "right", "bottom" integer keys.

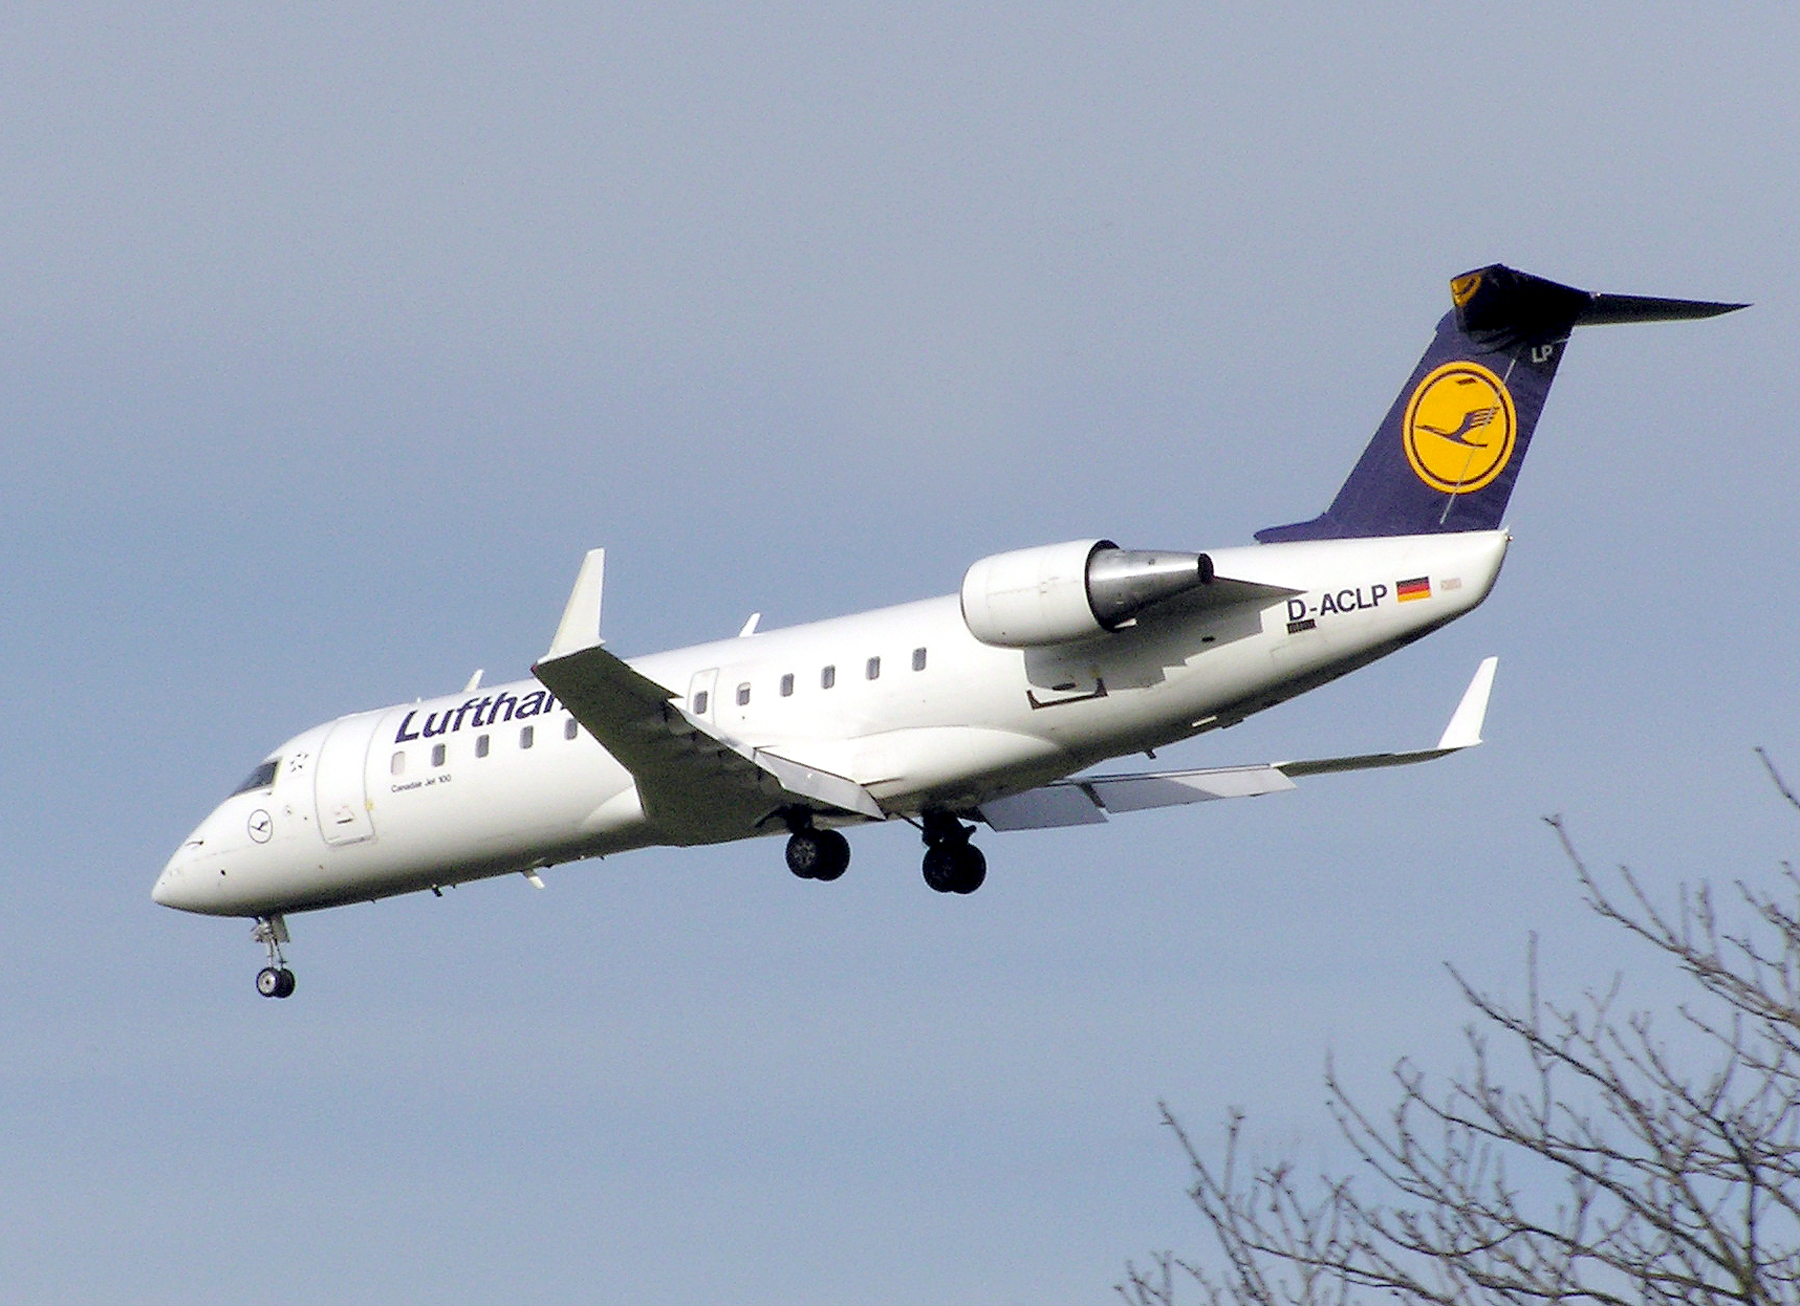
[{"left": 1121, "top": 752, "right": 1800, "bottom": 1305}]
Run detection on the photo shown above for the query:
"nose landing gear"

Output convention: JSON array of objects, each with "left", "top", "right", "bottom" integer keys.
[
  {"left": 252, "top": 914, "right": 296, "bottom": 998},
  {"left": 920, "top": 812, "right": 987, "bottom": 894}
]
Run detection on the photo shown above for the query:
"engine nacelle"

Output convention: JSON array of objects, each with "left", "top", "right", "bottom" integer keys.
[{"left": 959, "top": 538, "right": 1215, "bottom": 648}]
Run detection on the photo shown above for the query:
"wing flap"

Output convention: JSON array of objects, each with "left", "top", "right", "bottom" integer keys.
[
  {"left": 532, "top": 644, "right": 759, "bottom": 842},
  {"left": 979, "top": 764, "right": 1297, "bottom": 830},
  {"left": 533, "top": 552, "right": 882, "bottom": 839},
  {"left": 751, "top": 748, "right": 885, "bottom": 820},
  {"left": 1091, "top": 766, "right": 1296, "bottom": 810},
  {"left": 979, "top": 658, "right": 1496, "bottom": 831},
  {"left": 979, "top": 784, "right": 1111, "bottom": 831}
]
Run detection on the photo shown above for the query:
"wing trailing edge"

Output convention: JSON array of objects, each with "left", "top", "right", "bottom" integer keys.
[
  {"left": 979, "top": 657, "right": 1497, "bottom": 831},
  {"left": 534, "top": 549, "right": 883, "bottom": 842}
]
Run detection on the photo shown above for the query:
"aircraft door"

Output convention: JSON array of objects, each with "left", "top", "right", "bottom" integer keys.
[
  {"left": 686, "top": 668, "right": 719, "bottom": 722},
  {"left": 314, "top": 711, "right": 380, "bottom": 846}
]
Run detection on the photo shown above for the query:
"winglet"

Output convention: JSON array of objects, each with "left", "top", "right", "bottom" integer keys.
[
  {"left": 1277, "top": 655, "right": 1499, "bottom": 777},
  {"left": 546, "top": 548, "right": 606, "bottom": 660},
  {"left": 1436, "top": 655, "right": 1497, "bottom": 751}
]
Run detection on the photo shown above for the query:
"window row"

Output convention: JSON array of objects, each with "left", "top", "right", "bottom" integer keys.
[
  {"left": 391, "top": 715, "right": 581, "bottom": 775},
  {"left": 694, "top": 646, "right": 928, "bottom": 715}
]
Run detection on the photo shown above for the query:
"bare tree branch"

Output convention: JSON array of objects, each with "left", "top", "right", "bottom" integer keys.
[{"left": 1130, "top": 759, "right": 1800, "bottom": 1305}]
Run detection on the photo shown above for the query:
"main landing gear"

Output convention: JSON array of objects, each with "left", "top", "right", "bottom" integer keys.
[
  {"left": 252, "top": 914, "right": 296, "bottom": 998},
  {"left": 785, "top": 816, "right": 852, "bottom": 882},
  {"left": 778, "top": 809, "right": 987, "bottom": 894},
  {"left": 920, "top": 812, "right": 986, "bottom": 895}
]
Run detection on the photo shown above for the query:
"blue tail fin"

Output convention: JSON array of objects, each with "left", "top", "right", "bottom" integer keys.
[{"left": 1255, "top": 265, "right": 1744, "bottom": 543}]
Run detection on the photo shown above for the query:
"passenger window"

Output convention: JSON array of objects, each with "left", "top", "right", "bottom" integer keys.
[
  {"left": 736, "top": 683, "right": 751, "bottom": 706},
  {"left": 476, "top": 734, "right": 490, "bottom": 758},
  {"left": 564, "top": 717, "right": 579, "bottom": 740},
  {"left": 912, "top": 647, "right": 927, "bottom": 671},
  {"left": 821, "top": 665, "right": 836, "bottom": 690},
  {"left": 693, "top": 690, "right": 709, "bottom": 715},
  {"left": 780, "top": 673, "right": 794, "bottom": 697},
  {"left": 866, "top": 656, "right": 881, "bottom": 680},
  {"left": 431, "top": 743, "right": 446, "bottom": 768},
  {"left": 520, "top": 726, "right": 535, "bottom": 749},
  {"left": 391, "top": 752, "right": 406, "bottom": 776}
]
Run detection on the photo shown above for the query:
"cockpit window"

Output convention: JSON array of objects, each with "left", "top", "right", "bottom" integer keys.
[{"left": 230, "top": 759, "right": 280, "bottom": 796}]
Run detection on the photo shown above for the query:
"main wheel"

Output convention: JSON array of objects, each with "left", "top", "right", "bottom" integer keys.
[
  {"left": 274, "top": 967, "right": 297, "bottom": 998},
  {"left": 786, "top": 831, "right": 824, "bottom": 879},
  {"left": 949, "top": 843, "right": 987, "bottom": 894},
  {"left": 922, "top": 845, "right": 959, "bottom": 893},
  {"left": 811, "top": 829, "right": 851, "bottom": 882}
]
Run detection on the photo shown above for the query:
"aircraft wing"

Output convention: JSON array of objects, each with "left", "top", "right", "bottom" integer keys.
[
  {"left": 978, "top": 656, "right": 1497, "bottom": 831},
  {"left": 532, "top": 550, "right": 883, "bottom": 844}
]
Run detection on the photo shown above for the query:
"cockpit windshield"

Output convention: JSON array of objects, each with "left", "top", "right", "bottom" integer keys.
[{"left": 230, "top": 759, "right": 280, "bottom": 797}]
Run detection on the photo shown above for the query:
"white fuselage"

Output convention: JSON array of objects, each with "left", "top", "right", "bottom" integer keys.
[{"left": 153, "top": 531, "right": 1508, "bottom": 917}]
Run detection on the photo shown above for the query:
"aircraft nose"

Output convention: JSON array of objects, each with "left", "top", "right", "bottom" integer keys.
[{"left": 153, "top": 842, "right": 207, "bottom": 911}]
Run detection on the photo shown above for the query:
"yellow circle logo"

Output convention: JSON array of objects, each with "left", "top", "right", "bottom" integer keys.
[{"left": 1402, "top": 361, "right": 1516, "bottom": 494}]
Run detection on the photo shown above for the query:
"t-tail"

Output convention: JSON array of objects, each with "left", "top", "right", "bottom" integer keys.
[{"left": 1255, "top": 265, "right": 1745, "bottom": 543}]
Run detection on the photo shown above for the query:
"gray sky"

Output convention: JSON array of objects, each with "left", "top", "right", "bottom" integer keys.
[{"left": 5, "top": 5, "right": 1798, "bottom": 1302}]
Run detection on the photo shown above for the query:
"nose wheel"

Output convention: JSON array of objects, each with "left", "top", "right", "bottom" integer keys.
[
  {"left": 256, "top": 965, "right": 296, "bottom": 998},
  {"left": 252, "top": 915, "right": 296, "bottom": 999},
  {"left": 920, "top": 812, "right": 987, "bottom": 894}
]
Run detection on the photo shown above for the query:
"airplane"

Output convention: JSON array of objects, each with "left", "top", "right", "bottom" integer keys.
[{"left": 153, "top": 265, "right": 1743, "bottom": 997}]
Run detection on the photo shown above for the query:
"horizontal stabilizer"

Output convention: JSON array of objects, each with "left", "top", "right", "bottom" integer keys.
[
  {"left": 1577, "top": 292, "right": 1749, "bottom": 327},
  {"left": 979, "top": 657, "right": 1496, "bottom": 830},
  {"left": 1453, "top": 265, "right": 1746, "bottom": 344}
]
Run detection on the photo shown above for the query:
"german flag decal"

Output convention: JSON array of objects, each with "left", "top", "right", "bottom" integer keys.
[{"left": 1396, "top": 576, "right": 1432, "bottom": 602}]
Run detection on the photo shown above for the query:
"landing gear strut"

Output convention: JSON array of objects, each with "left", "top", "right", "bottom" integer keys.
[
  {"left": 920, "top": 812, "right": 987, "bottom": 894},
  {"left": 784, "top": 814, "right": 851, "bottom": 882},
  {"left": 252, "top": 914, "right": 296, "bottom": 998}
]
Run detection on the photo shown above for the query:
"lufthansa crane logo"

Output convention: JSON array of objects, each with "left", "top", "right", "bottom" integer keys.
[
  {"left": 1402, "top": 361, "right": 1517, "bottom": 495},
  {"left": 1449, "top": 271, "right": 1483, "bottom": 306}
]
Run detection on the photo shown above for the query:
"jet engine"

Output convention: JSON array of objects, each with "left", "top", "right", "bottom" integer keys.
[{"left": 959, "top": 538, "right": 1215, "bottom": 649}]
